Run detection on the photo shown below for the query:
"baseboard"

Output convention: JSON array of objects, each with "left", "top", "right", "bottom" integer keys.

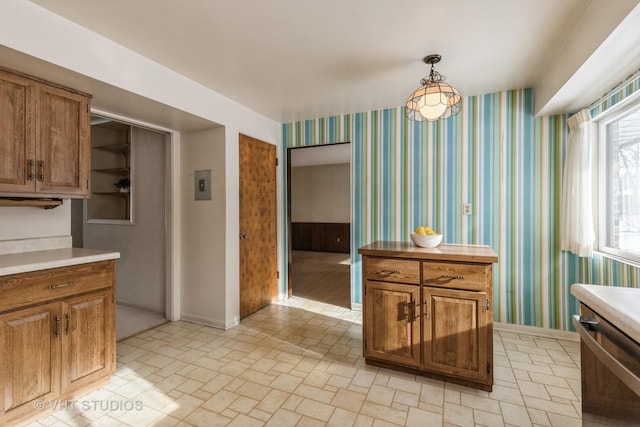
[
  {"left": 181, "top": 313, "right": 235, "bottom": 330},
  {"left": 494, "top": 322, "right": 579, "bottom": 342},
  {"left": 350, "top": 302, "right": 362, "bottom": 311},
  {"left": 116, "top": 300, "right": 164, "bottom": 315}
]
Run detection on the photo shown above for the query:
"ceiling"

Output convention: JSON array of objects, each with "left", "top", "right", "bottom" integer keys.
[{"left": 26, "top": 0, "right": 640, "bottom": 123}]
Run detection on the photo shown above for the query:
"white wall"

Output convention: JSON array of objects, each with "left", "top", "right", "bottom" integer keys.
[
  {"left": 181, "top": 127, "right": 228, "bottom": 327},
  {"left": 82, "top": 127, "right": 167, "bottom": 313},
  {"left": 291, "top": 164, "right": 350, "bottom": 223},
  {"left": 0, "top": 0, "right": 282, "bottom": 327},
  {"left": 0, "top": 203, "right": 70, "bottom": 241}
]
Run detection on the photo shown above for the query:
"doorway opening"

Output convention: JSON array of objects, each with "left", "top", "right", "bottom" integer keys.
[
  {"left": 287, "top": 142, "right": 351, "bottom": 309},
  {"left": 71, "top": 113, "right": 169, "bottom": 340}
]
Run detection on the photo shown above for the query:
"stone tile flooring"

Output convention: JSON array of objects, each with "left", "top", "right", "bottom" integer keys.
[{"left": 28, "top": 297, "right": 581, "bottom": 426}]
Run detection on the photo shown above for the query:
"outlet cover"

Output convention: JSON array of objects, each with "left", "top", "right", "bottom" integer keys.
[{"left": 463, "top": 203, "right": 472, "bottom": 215}]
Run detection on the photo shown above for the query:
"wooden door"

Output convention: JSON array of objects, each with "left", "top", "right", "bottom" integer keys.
[
  {"left": 0, "top": 302, "right": 60, "bottom": 422},
  {"left": 61, "top": 290, "right": 114, "bottom": 393},
  {"left": 0, "top": 70, "right": 35, "bottom": 194},
  {"left": 239, "top": 134, "right": 277, "bottom": 318},
  {"left": 36, "top": 84, "right": 90, "bottom": 197},
  {"left": 423, "top": 287, "right": 488, "bottom": 382},
  {"left": 364, "top": 281, "right": 421, "bottom": 367}
]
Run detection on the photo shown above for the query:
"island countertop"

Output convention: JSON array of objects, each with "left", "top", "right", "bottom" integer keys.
[
  {"left": 571, "top": 283, "right": 640, "bottom": 344},
  {"left": 358, "top": 241, "right": 498, "bottom": 264},
  {"left": 0, "top": 247, "right": 120, "bottom": 276}
]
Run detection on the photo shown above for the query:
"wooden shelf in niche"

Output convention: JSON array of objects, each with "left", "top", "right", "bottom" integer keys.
[
  {"left": 87, "top": 118, "right": 132, "bottom": 222},
  {"left": 92, "top": 167, "right": 130, "bottom": 175}
]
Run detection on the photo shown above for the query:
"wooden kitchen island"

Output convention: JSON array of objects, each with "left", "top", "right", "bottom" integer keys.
[
  {"left": 0, "top": 248, "right": 119, "bottom": 426},
  {"left": 359, "top": 241, "right": 498, "bottom": 391}
]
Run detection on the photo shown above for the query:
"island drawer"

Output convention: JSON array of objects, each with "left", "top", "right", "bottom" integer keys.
[
  {"left": 365, "top": 257, "right": 420, "bottom": 284},
  {"left": 0, "top": 260, "right": 114, "bottom": 313},
  {"left": 422, "top": 261, "right": 491, "bottom": 291}
]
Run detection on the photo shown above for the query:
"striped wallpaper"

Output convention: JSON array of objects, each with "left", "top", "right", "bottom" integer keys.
[{"left": 282, "top": 83, "right": 640, "bottom": 331}]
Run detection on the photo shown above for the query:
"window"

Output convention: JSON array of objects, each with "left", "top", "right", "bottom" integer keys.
[{"left": 596, "top": 98, "right": 640, "bottom": 264}]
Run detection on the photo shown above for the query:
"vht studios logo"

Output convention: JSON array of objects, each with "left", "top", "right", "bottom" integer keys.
[{"left": 34, "top": 399, "right": 144, "bottom": 412}]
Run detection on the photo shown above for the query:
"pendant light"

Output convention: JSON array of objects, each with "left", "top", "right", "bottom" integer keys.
[{"left": 406, "top": 54, "right": 461, "bottom": 121}]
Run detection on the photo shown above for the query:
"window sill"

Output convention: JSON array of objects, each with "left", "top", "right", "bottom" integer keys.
[{"left": 593, "top": 250, "right": 640, "bottom": 270}]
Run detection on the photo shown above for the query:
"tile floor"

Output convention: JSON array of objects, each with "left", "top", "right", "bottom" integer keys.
[{"left": 27, "top": 297, "right": 582, "bottom": 427}]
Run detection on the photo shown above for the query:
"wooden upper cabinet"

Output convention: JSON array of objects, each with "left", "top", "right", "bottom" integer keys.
[
  {"left": 0, "top": 71, "right": 35, "bottom": 193},
  {"left": 36, "top": 84, "right": 90, "bottom": 196},
  {"left": 0, "top": 68, "right": 91, "bottom": 199}
]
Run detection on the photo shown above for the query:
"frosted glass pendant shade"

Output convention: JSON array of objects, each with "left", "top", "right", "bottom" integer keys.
[{"left": 406, "top": 54, "right": 462, "bottom": 121}]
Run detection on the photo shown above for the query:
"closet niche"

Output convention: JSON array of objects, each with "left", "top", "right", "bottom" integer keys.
[{"left": 87, "top": 117, "right": 132, "bottom": 223}]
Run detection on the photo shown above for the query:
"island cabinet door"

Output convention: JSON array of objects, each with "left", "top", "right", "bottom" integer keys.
[
  {"left": 60, "top": 290, "right": 114, "bottom": 393},
  {"left": 0, "top": 302, "right": 61, "bottom": 423},
  {"left": 364, "top": 281, "right": 421, "bottom": 368},
  {"left": 423, "top": 287, "right": 489, "bottom": 383}
]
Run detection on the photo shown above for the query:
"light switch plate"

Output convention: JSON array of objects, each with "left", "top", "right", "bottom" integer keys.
[
  {"left": 463, "top": 203, "right": 472, "bottom": 215},
  {"left": 195, "top": 170, "right": 211, "bottom": 200}
]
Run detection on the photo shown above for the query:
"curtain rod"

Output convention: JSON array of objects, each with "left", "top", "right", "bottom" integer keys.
[{"left": 588, "top": 68, "right": 640, "bottom": 113}]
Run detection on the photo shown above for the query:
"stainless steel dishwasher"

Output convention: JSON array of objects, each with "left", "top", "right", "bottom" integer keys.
[{"left": 574, "top": 302, "right": 640, "bottom": 426}]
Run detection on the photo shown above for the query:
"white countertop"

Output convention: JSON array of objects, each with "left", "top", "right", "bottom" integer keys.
[
  {"left": 571, "top": 284, "right": 640, "bottom": 343},
  {"left": 0, "top": 248, "right": 120, "bottom": 276}
]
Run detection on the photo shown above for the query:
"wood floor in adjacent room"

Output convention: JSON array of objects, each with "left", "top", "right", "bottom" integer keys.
[{"left": 291, "top": 250, "right": 351, "bottom": 309}]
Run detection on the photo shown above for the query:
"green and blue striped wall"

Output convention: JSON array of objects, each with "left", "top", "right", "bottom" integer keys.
[{"left": 282, "top": 85, "right": 640, "bottom": 331}]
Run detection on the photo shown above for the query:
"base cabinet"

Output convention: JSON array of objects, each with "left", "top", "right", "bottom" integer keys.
[
  {"left": 364, "top": 281, "right": 420, "bottom": 368},
  {"left": 423, "top": 287, "right": 489, "bottom": 384},
  {"left": 0, "top": 261, "right": 115, "bottom": 426},
  {"left": 359, "top": 242, "right": 498, "bottom": 391},
  {"left": 0, "top": 302, "right": 61, "bottom": 422}
]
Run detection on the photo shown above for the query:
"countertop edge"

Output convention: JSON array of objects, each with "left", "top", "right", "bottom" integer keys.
[
  {"left": 358, "top": 241, "right": 498, "bottom": 263},
  {"left": 571, "top": 283, "right": 640, "bottom": 344},
  {"left": 0, "top": 248, "right": 121, "bottom": 276}
]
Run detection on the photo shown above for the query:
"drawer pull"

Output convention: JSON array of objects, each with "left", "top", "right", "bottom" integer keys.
[
  {"left": 379, "top": 269, "right": 400, "bottom": 274},
  {"left": 48, "top": 281, "right": 77, "bottom": 290},
  {"left": 440, "top": 274, "right": 464, "bottom": 280}
]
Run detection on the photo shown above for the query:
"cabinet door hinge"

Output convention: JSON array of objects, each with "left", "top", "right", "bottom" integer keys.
[
  {"left": 487, "top": 362, "right": 491, "bottom": 374},
  {"left": 276, "top": 158, "right": 279, "bottom": 166},
  {"left": 277, "top": 270, "right": 279, "bottom": 279},
  {"left": 486, "top": 299, "right": 490, "bottom": 311}
]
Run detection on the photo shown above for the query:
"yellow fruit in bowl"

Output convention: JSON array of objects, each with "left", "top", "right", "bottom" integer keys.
[{"left": 415, "top": 226, "right": 427, "bottom": 235}]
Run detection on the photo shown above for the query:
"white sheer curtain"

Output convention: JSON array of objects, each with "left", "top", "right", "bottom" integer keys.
[{"left": 561, "top": 109, "right": 595, "bottom": 257}]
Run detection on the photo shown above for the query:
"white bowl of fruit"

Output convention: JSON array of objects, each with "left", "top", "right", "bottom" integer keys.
[{"left": 411, "top": 226, "right": 443, "bottom": 248}]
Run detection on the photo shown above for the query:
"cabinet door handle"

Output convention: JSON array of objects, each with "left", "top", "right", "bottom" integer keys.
[
  {"left": 55, "top": 315, "right": 61, "bottom": 338},
  {"left": 65, "top": 312, "right": 71, "bottom": 335},
  {"left": 27, "top": 159, "right": 35, "bottom": 181},
  {"left": 413, "top": 300, "right": 420, "bottom": 320},
  {"left": 38, "top": 160, "right": 45, "bottom": 181},
  {"left": 403, "top": 301, "right": 410, "bottom": 319},
  {"left": 423, "top": 300, "right": 429, "bottom": 318},
  {"left": 48, "top": 281, "right": 77, "bottom": 290},
  {"left": 440, "top": 274, "right": 464, "bottom": 280}
]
